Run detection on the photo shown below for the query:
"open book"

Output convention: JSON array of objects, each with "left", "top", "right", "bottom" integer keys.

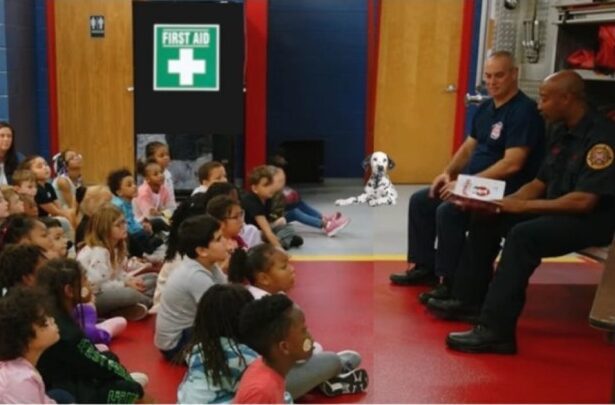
[{"left": 451, "top": 175, "right": 505, "bottom": 213}]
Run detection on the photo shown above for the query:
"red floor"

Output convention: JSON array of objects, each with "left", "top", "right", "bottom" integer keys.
[{"left": 111, "top": 260, "right": 614, "bottom": 403}]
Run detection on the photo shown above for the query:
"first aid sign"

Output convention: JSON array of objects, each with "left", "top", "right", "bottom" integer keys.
[{"left": 154, "top": 24, "right": 220, "bottom": 91}]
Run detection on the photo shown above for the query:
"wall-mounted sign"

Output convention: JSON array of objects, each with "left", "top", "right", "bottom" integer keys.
[
  {"left": 153, "top": 24, "right": 220, "bottom": 91},
  {"left": 90, "top": 15, "right": 105, "bottom": 38}
]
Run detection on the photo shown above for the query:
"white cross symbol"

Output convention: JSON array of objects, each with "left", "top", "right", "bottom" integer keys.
[{"left": 168, "top": 48, "right": 206, "bottom": 86}]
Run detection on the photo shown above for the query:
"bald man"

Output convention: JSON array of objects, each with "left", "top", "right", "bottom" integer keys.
[
  {"left": 390, "top": 51, "right": 545, "bottom": 303},
  {"left": 428, "top": 70, "right": 615, "bottom": 354}
]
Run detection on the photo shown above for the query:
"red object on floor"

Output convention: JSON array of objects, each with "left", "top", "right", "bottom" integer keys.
[{"left": 111, "top": 260, "right": 613, "bottom": 403}]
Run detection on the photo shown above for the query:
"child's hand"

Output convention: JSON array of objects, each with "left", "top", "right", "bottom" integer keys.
[
  {"left": 272, "top": 217, "right": 287, "bottom": 228},
  {"left": 141, "top": 220, "right": 153, "bottom": 234},
  {"left": 125, "top": 277, "right": 146, "bottom": 292}
]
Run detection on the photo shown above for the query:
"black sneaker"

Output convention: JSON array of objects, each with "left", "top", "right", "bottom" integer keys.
[
  {"left": 389, "top": 266, "right": 437, "bottom": 286},
  {"left": 419, "top": 283, "right": 451, "bottom": 305},
  {"left": 320, "top": 368, "right": 369, "bottom": 396},
  {"left": 289, "top": 235, "right": 304, "bottom": 248}
]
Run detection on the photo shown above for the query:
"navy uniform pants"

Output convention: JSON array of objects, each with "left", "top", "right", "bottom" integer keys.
[
  {"left": 453, "top": 211, "right": 615, "bottom": 336},
  {"left": 407, "top": 188, "right": 469, "bottom": 278}
]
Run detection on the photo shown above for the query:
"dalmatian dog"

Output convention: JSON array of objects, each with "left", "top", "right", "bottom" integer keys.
[{"left": 335, "top": 151, "right": 398, "bottom": 207}]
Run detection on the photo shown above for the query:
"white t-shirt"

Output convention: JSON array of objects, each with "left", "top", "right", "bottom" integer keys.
[{"left": 191, "top": 184, "right": 209, "bottom": 196}]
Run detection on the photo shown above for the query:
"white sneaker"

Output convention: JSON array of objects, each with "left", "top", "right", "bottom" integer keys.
[
  {"left": 130, "top": 372, "right": 149, "bottom": 388},
  {"left": 337, "top": 350, "right": 362, "bottom": 372}
]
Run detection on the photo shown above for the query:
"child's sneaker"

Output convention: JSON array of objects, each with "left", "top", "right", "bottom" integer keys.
[
  {"left": 130, "top": 372, "right": 149, "bottom": 388},
  {"left": 337, "top": 350, "right": 362, "bottom": 372},
  {"left": 323, "top": 212, "right": 342, "bottom": 222},
  {"left": 324, "top": 217, "right": 350, "bottom": 237},
  {"left": 320, "top": 368, "right": 369, "bottom": 396},
  {"left": 289, "top": 235, "right": 304, "bottom": 248},
  {"left": 109, "top": 303, "right": 148, "bottom": 322}
]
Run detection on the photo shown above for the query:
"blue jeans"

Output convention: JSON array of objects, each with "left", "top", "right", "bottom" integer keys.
[{"left": 285, "top": 200, "right": 323, "bottom": 229}]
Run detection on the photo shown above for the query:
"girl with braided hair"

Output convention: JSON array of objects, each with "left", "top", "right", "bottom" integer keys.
[{"left": 177, "top": 284, "right": 256, "bottom": 403}]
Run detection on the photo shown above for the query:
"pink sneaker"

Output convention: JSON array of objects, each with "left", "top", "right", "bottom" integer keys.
[
  {"left": 323, "top": 212, "right": 342, "bottom": 222},
  {"left": 324, "top": 217, "right": 350, "bottom": 237}
]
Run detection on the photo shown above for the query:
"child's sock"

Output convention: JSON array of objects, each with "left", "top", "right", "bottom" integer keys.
[{"left": 98, "top": 317, "right": 127, "bottom": 338}]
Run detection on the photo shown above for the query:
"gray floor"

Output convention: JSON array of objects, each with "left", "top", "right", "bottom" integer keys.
[{"left": 288, "top": 180, "right": 424, "bottom": 257}]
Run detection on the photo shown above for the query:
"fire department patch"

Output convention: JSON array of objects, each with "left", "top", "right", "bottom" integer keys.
[{"left": 586, "top": 144, "right": 614, "bottom": 170}]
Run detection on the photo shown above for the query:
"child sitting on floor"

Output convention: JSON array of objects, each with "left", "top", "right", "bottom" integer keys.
[
  {"left": 150, "top": 193, "right": 209, "bottom": 314},
  {"left": 77, "top": 204, "right": 156, "bottom": 321},
  {"left": 19, "top": 156, "right": 75, "bottom": 231},
  {"left": 52, "top": 149, "right": 84, "bottom": 212},
  {"left": 0, "top": 287, "right": 68, "bottom": 404},
  {"left": 0, "top": 214, "right": 56, "bottom": 258},
  {"left": 75, "top": 185, "right": 113, "bottom": 250},
  {"left": 207, "top": 195, "right": 247, "bottom": 250},
  {"left": 270, "top": 166, "right": 349, "bottom": 237},
  {"left": 144, "top": 141, "right": 176, "bottom": 209},
  {"left": 108, "top": 168, "right": 163, "bottom": 259},
  {"left": 1, "top": 186, "right": 24, "bottom": 215},
  {"left": 202, "top": 182, "right": 262, "bottom": 249},
  {"left": 40, "top": 217, "right": 71, "bottom": 258},
  {"left": 36, "top": 258, "right": 148, "bottom": 404},
  {"left": 234, "top": 294, "right": 312, "bottom": 404},
  {"left": 134, "top": 160, "right": 174, "bottom": 232},
  {"left": 11, "top": 169, "right": 37, "bottom": 198},
  {"left": 192, "top": 161, "right": 228, "bottom": 196},
  {"left": 229, "top": 245, "right": 368, "bottom": 398},
  {"left": 242, "top": 166, "right": 302, "bottom": 250},
  {"left": 0, "top": 244, "right": 47, "bottom": 295},
  {"left": 177, "top": 284, "right": 256, "bottom": 403},
  {"left": 155, "top": 214, "right": 229, "bottom": 362}
]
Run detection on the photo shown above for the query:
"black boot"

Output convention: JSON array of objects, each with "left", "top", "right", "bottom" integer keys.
[
  {"left": 389, "top": 265, "right": 437, "bottom": 286},
  {"left": 446, "top": 324, "right": 517, "bottom": 354}
]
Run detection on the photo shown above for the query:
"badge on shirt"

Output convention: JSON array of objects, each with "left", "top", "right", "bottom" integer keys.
[
  {"left": 586, "top": 144, "right": 614, "bottom": 170},
  {"left": 490, "top": 122, "right": 503, "bottom": 140}
]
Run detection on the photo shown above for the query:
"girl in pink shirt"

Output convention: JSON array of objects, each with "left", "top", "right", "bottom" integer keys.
[
  {"left": 0, "top": 287, "right": 61, "bottom": 404},
  {"left": 134, "top": 160, "right": 174, "bottom": 231},
  {"left": 234, "top": 294, "right": 311, "bottom": 404}
]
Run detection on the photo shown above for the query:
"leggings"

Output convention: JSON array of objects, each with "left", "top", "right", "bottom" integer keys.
[{"left": 95, "top": 273, "right": 157, "bottom": 316}]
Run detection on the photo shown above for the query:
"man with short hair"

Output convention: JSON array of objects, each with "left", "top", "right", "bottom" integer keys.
[
  {"left": 390, "top": 51, "right": 546, "bottom": 305},
  {"left": 432, "top": 70, "right": 615, "bottom": 354}
]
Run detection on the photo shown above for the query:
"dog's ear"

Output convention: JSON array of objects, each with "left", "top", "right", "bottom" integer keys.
[
  {"left": 362, "top": 154, "right": 372, "bottom": 170},
  {"left": 387, "top": 156, "right": 396, "bottom": 170}
]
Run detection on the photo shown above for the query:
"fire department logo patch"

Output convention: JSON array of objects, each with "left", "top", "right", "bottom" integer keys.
[{"left": 586, "top": 144, "right": 614, "bottom": 170}]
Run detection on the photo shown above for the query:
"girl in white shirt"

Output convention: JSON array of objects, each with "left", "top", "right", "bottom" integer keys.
[{"left": 77, "top": 204, "right": 156, "bottom": 321}]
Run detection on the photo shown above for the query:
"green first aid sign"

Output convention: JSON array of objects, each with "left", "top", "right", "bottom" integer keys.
[{"left": 154, "top": 24, "right": 220, "bottom": 91}]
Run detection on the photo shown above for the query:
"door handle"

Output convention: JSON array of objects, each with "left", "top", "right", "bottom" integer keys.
[
  {"left": 127, "top": 86, "right": 134, "bottom": 92},
  {"left": 444, "top": 84, "right": 457, "bottom": 93}
]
